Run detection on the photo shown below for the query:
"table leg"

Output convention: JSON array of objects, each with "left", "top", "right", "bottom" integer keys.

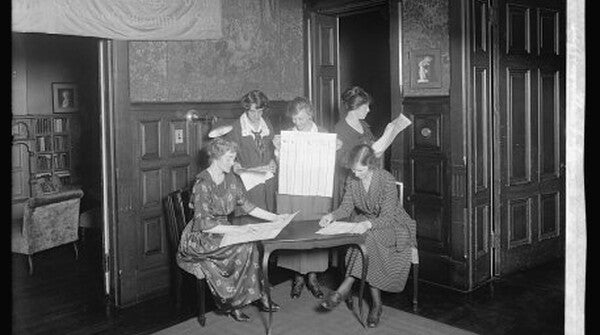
[
  {"left": 261, "top": 248, "right": 273, "bottom": 335},
  {"left": 357, "top": 243, "right": 369, "bottom": 327}
]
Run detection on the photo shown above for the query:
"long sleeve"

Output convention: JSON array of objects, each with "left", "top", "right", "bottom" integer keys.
[
  {"left": 190, "top": 180, "right": 219, "bottom": 232},
  {"left": 331, "top": 177, "right": 356, "bottom": 220},
  {"left": 233, "top": 175, "right": 256, "bottom": 214},
  {"left": 369, "top": 173, "right": 399, "bottom": 230}
]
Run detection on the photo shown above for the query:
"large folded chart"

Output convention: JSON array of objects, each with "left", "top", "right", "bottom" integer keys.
[
  {"left": 209, "top": 212, "right": 299, "bottom": 248},
  {"left": 278, "top": 131, "right": 337, "bottom": 197}
]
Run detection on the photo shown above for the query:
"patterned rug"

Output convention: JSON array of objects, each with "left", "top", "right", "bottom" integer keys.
[{"left": 151, "top": 281, "right": 478, "bottom": 335}]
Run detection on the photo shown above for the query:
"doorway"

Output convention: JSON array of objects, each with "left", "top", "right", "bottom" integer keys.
[
  {"left": 11, "top": 32, "right": 108, "bottom": 333},
  {"left": 309, "top": 3, "right": 392, "bottom": 169}
]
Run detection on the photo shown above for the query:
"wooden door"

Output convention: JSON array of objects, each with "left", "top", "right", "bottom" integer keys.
[
  {"left": 310, "top": 12, "right": 340, "bottom": 131},
  {"left": 495, "top": 0, "right": 565, "bottom": 275},
  {"left": 469, "top": 0, "right": 495, "bottom": 286},
  {"left": 111, "top": 42, "right": 203, "bottom": 306}
]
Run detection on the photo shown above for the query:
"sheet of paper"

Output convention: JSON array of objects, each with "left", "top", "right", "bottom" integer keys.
[
  {"left": 278, "top": 131, "right": 337, "bottom": 197},
  {"left": 315, "top": 221, "right": 368, "bottom": 235},
  {"left": 372, "top": 113, "right": 412, "bottom": 154},
  {"left": 238, "top": 169, "right": 274, "bottom": 191},
  {"left": 218, "top": 211, "right": 299, "bottom": 248}
]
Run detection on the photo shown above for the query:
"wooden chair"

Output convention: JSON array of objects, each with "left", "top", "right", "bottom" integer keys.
[
  {"left": 163, "top": 188, "right": 208, "bottom": 326},
  {"left": 395, "top": 181, "right": 419, "bottom": 312}
]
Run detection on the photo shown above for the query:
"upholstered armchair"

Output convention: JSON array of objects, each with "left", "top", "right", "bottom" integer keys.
[{"left": 11, "top": 176, "right": 84, "bottom": 275}]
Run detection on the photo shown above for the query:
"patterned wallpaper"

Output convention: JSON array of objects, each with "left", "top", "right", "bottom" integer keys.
[
  {"left": 129, "top": 0, "right": 304, "bottom": 102},
  {"left": 402, "top": 0, "right": 449, "bottom": 96}
]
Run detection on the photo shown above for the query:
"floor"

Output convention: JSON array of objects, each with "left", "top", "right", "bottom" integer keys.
[{"left": 11, "top": 231, "right": 565, "bottom": 335}]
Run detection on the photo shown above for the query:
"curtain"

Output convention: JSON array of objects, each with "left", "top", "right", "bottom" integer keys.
[{"left": 12, "top": 0, "right": 222, "bottom": 40}]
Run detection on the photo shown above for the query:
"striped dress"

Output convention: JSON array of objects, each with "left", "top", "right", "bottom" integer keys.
[{"left": 331, "top": 168, "right": 417, "bottom": 292}]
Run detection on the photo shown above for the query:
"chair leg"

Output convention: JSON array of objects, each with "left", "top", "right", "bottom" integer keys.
[
  {"left": 412, "top": 264, "right": 419, "bottom": 312},
  {"left": 174, "top": 270, "right": 183, "bottom": 311},
  {"left": 196, "top": 279, "right": 206, "bottom": 326},
  {"left": 73, "top": 242, "right": 79, "bottom": 260},
  {"left": 27, "top": 255, "right": 34, "bottom": 275}
]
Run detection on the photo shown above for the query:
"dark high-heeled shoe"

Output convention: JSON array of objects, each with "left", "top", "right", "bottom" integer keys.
[
  {"left": 290, "top": 275, "right": 305, "bottom": 299},
  {"left": 344, "top": 294, "right": 354, "bottom": 310},
  {"left": 257, "top": 296, "right": 281, "bottom": 312},
  {"left": 366, "top": 303, "right": 383, "bottom": 328},
  {"left": 320, "top": 291, "right": 344, "bottom": 311},
  {"left": 306, "top": 274, "right": 324, "bottom": 299},
  {"left": 229, "top": 309, "right": 251, "bottom": 322}
]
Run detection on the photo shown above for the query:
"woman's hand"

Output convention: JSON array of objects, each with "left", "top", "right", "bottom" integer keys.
[
  {"left": 319, "top": 213, "right": 334, "bottom": 227},
  {"left": 273, "top": 135, "right": 281, "bottom": 149},
  {"left": 336, "top": 139, "right": 343, "bottom": 151},
  {"left": 358, "top": 220, "right": 372, "bottom": 231},
  {"left": 267, "top": 159, "right": 277, "bottom": 173},
  {"left": 271, "top": 213, "right": 289, "bottom": 222},
  {"left": 232, "top": 162, "right": 242, "bottom": 174}
]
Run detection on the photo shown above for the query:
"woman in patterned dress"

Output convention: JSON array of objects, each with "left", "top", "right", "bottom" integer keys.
[
  {"left": 318, "top": 144, "right": 417, "bottom": 328},
  {"left": 177, "top": 138, "right": 287, "bottom": 322},
  {"left": 225, "top": 90, "right": 277, "bottom": 224}
]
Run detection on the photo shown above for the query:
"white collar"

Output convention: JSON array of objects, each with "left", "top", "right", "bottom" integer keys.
[{"left": 240, "top": 112, "right": 270, "bottom": 138}]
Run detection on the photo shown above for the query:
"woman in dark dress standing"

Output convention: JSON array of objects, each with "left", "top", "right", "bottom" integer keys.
[
  {"left": 333, "top": 86, "right": 382, "bottom": 208},
  {"left": 225, "top": 90, "right": 278, "bottom": 224}
]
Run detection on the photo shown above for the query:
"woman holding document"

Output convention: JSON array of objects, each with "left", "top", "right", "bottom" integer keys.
[
  {"left": 177, "top": 138, "right": 287, "bottom": 322},
  {"left": 274, "top": 97, "right": 337, "bottom": 300},
  {"left": 225, "top": 90, "right": 277, "bottom": 224},
  {"left": 333, "top": 86, "right": 411, "bottom": 207},
  {"left": 318, "top": 144, "right": 417, "bottom": 328}
]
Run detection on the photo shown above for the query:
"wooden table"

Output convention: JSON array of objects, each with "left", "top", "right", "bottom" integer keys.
[{"left": 260, "top": 219, "right": 369, "bottom": 335}]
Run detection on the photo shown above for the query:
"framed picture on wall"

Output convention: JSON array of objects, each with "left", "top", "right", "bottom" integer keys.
[
  {"left": 409, "top": 49, "right": 442, "bottom": 89},
  {"left": 52, "top": 83, "right": 79, "bottom": 113}
]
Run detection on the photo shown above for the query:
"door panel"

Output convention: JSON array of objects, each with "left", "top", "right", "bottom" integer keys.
[
  {"left": 311, "top": 13, "right": 339, "bottom": 131},
  {"left": 496, "top": 0, "right": 565, "bottom": 275},
  {"left": 469, "top": 0, "right": 494, "bottom": 286}
]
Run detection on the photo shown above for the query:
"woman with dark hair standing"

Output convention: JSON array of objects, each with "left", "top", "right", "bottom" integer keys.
[
  {"left": 333, "top": 86, "right": 382, "bottom": 207},
  {"left": 225, "top": 90, "right": 278, "bottom": 224},
  {"left": 318, "top": 144, "right": 416, "bottom": 328},
  {"left": 177, "top": 138, "right": 286, "bottom": 322}
]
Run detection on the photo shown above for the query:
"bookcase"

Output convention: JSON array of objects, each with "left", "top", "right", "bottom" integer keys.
[{"left": 12, "top": 115, "right": 80, "bottom": 199}]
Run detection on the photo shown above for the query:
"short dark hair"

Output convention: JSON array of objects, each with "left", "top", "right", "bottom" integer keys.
[
  {"left": 240, "top": 90, "right": 270, "bottom": 111},
  {"left": 346, "top": 144, "right": 378, "bottom": 169},
  {"left": 341, "top": 86, "right": 372, "bottom": 112},
  {"left": 286, "top": 96, "right": 314, "bottom": 119},
  {"left": 207, "top": 138, "right": 238, "bottom": 162}
]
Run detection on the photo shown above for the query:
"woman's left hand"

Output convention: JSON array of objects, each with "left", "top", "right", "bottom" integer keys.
[
  {"left": 267, "top": 159, "right": 277, "bottom": 173},
  {"left": 272, "top": 213, "right": 289, "bottom": 221},
  {"left": 358, "top": 220, "right": 372, "bottom": 231}
]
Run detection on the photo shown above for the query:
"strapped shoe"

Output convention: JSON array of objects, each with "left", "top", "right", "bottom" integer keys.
[
  {"left": 257, "top": 296, "right": 281, "bottom": 312},
  {"left": 229, "top": 309, "right": 251, "bottom": 322},
  {"left": 306, "top": 274, "right": 324, "bottom": 299},
  {"left": 366, "top": 304, "right": 383, "bottom": 328},
  {"left": 290, "top": 275, "right": 305, "bottom": 299},
  {"left": 320, "top": 291, "right": 344, "bottom": 311}
]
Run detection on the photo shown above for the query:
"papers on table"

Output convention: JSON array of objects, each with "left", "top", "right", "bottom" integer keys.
[
  {"left": 216, "top": 211, "right": 299, "bottom": 248},
  {"left": 372, "top": 113, "right": 412, "bottom": 155},
  {"left": 316, "top": 221, "right": 368, "bottom": 235},
  {"left": 237, "top": 167, "right": 274, "bottom": 191},
  {"left": 278, "top": 131, "right": 337, "bottom": 197}
]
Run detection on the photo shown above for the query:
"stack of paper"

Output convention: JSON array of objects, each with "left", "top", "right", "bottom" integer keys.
[
  {"left": 372, "top": 113, "right": 412, "bottom": 155},
  {"left": 278, "top": 131, "right": 337, "bottom": 197},
  {"left": 316, "top": 221, "right": 368, "bottom": 235},
  {"left": 237, "top": 167, "right": 274, "bottom": 191}
]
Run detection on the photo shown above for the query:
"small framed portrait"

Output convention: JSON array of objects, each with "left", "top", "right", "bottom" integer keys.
[
  {"left": 52, "top": 83, "right": 79, "bottom": 113},
  {"left": 409, "top": 49, "right": 442, "bottom": 89}
]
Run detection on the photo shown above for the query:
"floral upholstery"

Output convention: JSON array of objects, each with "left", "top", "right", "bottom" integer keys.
[{"left": 12, "top": 189, "right": 84, "bottom": 256}]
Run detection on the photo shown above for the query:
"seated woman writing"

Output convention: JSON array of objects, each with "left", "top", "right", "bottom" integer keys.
[
  {"left": 318, "top": 144, "right": 417, "bottom": 328},
  {"left": 177, "top": 138, "right": 287, "bottom": 322}
]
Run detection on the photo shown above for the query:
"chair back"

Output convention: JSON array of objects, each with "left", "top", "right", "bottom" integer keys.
[
  {"left": 395, "top": 181, "right": 404, "bottom": 207},
  {"left": 164, "top": 188, "right": 193, "bottom": 256}
]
